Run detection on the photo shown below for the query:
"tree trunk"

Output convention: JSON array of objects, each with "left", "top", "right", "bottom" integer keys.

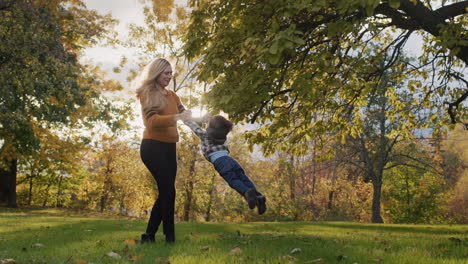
[
  {"left": 100, "top": 179, "right": 110, "bottom": 213},
  {"left": 312, "top": 142, "right": 317, "bottom": 195},
  {"left": 288, "top": 155, "right": 295, "bottom": 201},
  {"left": 100, "top": 160, "right": 113, "bottom": 213},
  {"left": 328, "top": 163, "right": 338, "bottom": 210},
  {"left": 327, "top": 191, "right": 334, "bottom": 210},
  {"left": 183, "top": 158, "right": 196, "bottom": 221},
  {"left": 204, "top": 172, "right": 217, "bottom": 222},
  {"left": 28, "top": 175, "right": 33, "bottom": 206},
  {"left": 42, "top": 182, "right": 52, "bottom": 207},
  {"left": 56, "top": 175, "right": 63, "bottom": 207},
  {"left": 371, "top": 181, "right": 384, "bottom": 223},
  {"left": 0, "top": 158, "right": 17, "bottom": 207}
]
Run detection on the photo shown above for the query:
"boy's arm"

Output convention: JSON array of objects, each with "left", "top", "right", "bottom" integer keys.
[{"left": 183, "top": 120, "right": 206, "bottom": 138}]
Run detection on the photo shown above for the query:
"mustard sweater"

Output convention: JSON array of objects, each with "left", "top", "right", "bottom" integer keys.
[{"left": 140, "top": 90, "right": 184, "bottom": 143}]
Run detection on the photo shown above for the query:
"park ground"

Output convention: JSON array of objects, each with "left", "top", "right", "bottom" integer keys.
[{"left": 0, "top": 208, "right": 466, "bottom": 264}]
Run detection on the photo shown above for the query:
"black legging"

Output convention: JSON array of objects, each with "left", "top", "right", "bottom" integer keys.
[{"left": 140, "top": 139, "right": 177, "bottom": 240}]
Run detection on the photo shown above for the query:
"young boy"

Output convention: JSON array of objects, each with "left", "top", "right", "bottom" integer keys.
[{"left": 182, "top": 114, "right": 266, "bottom": 215}]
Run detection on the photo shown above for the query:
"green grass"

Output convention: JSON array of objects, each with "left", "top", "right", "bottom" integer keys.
[{"left": 0, "top": 208, "right": 466, "bottom": 264}]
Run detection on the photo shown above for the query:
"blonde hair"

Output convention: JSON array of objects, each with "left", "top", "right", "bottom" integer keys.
[{"left": 134, "top": 58, "right": 171, "bottom": 110}]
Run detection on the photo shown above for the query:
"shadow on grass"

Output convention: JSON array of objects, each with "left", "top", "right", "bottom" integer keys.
[
  {"left": 1, "top": 209, "right": 467, "bottom": 264},
  {"left": 220, "top": 221, "right": 467, "bottom": 236},
  {"left": 0, "top": 207, "right": 136, "bottom": 219},
  {"left": 311, "top": 222, "right": 467, "bottom": 235}
]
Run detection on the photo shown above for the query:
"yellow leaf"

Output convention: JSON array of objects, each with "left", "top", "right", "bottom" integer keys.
[
  {"left": 124, "top": 238, "right": 137, "bottom": 245},
  {"left": 72, "top": 259, "right": 89, "bottom": 264},
  {"left": 128, "top": 254, "right": 145, "bottom": 261}
]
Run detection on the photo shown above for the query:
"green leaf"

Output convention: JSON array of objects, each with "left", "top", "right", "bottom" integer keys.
[
  {"left": 269, "top": 41, "right": 279, "bottom": 55},
  {"left": 389, "top": 0, "right": 401, "bottom": 9}
]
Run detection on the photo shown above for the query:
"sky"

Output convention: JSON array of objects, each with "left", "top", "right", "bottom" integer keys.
[{"left": 82, "top": 0, "right": 146, "bottom": 86}]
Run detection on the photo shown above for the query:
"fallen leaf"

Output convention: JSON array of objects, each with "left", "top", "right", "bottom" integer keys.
[
  {"left": 373, "top": 258, "right": 383, "bottom": 262},
  {"left": 125, "top": 239, "right": 137, "bottom": 245},
  {"left": 106, "top": 251, "right": 121, "bottom": 260},
  {"left": 72, "top": 259, "right": 89, "bottom": 264},
  {"left": 155, "top": 256, "right": 170, "bottom": 263},
  {"left": 305, "top": 258, "right": 324, "bottom": 263},
  {"left": 279, "top": 255, "right": 297, "bottom": 263},
  {"left": 201, "top": 246, "right": 210, "bottom": 251},
  {"left": 0, "top": 238, "right": 6, "bottom": 241},
  {"left": 228, "top": 247, "right": 242, "bottom": 255},
  {"left": 83, "top": 229, "right": 93, "bottom": 232},
  {"left": 128, "top": 254, "right": 144, "bottom": 261},
  {"left": 32, "top": 243, "right": 46, "bottom": 248},
  {"left": 290, "top": 248, "right": 301, "bottom": 254},
  {"left": 0, "top": 259, "right": 16, "bottom": 264}
]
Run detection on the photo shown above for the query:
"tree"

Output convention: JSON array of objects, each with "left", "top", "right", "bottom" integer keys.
[
  {"left": 16, "top": 126, "right": 86, "bottom": 206},
  {"left": 183, "top": 0, "right": 466, "bottom": 222},
  {"left": 0, "top": 0, "right": 121, "bottom": 207},
  {"left": 183, "top": 0, "right": 467, "bottom": 156},
  {"left": 123, "top": 0, "right": 194, "bottom": 91}
]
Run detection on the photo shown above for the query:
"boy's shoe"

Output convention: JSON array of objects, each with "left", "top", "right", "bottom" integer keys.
[
  {"left": 141, "top": 233, "right": 155, "bottom": 243},
  {"left": 257, "top": 195, "right": 267, "bottom": 215},
  {"left": 244, "top": 189, "right": 258, "bottom": 209}
]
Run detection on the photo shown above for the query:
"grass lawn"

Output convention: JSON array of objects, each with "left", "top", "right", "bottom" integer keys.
[{"left": 0, "top": 208, "right": 466, "bottom": 264}]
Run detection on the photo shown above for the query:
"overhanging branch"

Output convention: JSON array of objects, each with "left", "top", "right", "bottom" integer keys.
[
  {"left": 444, "top": 74, "right": 468, "bottom": 127},
  {"left": 436, "top": 0, "right": 468, "bottom": 19}
]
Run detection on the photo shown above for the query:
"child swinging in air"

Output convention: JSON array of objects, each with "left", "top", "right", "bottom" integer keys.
[{"left": 181, "top": 112, "right": 266, "bottom": 215}]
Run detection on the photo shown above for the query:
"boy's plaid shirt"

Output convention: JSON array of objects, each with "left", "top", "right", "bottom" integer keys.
[{"left": 183, "top": 120, "right": 230, "bottom": 160}]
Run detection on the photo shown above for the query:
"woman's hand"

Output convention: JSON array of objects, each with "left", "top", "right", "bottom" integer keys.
[{"left": 176, "top": 109, "right": 192, "bottom": 121}]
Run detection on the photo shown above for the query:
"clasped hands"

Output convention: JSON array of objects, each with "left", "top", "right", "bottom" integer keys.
[{"left": 176, "top": 109, "right": 211, "bottom": 123}]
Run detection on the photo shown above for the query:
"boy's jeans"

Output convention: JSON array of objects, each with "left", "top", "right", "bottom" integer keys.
[{"left": 212, "top": 155, "right": 256, "bottom": 195}]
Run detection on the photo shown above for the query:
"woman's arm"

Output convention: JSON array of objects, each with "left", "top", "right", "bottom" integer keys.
[{"left": 144, "top": 107, "right": 191, "bottom": 129}]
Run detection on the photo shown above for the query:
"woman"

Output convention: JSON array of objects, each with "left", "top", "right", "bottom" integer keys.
[{"left": 134, "top": 58, "right": 190, "bottom": 243}]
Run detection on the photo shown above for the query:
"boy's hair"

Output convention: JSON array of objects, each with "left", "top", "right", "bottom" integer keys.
[{"left": 206, "top": 115, "right": 233, "bottom": 145}]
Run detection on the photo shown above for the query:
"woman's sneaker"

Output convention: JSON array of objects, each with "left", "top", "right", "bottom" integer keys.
[
  {"left": 141, "top": 233, "right": 155, "bottom": 243},
  {"left": 257, "top": 195, "right": 266, "bottom": 215},
  {"left": 244, "top": 189, "right": 258, "bottom": 209}
]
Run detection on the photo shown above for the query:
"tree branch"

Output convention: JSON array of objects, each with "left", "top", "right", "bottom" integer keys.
[
  {"left": 374, "top": 4, "right": 419, "bottom": 30},
  {"left": 436, "top": 0, "right": 468, "bottom": 19},
  {"left": 444, "top": 74, "right": 468, "bottom": 127},
  {"left": 398, "top": 0, "right": 468, "bottom": 64},
  {"left": 375, "top": 1, "right": 467, "bottom": 64},
  {"left": 249, "top": 88, "right": 292, "bottom": 124}
]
